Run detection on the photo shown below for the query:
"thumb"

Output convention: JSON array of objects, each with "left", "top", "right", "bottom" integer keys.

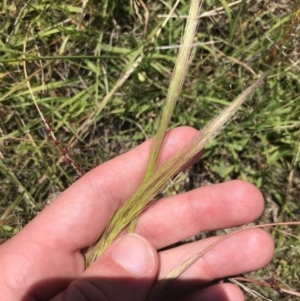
[{"left": 51, "top": 234, "right": 158, "bottom": 301}]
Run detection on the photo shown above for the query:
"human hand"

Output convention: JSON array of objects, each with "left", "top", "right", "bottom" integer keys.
[{"left": 0, "top": 127, "right": 274, "bottom": 301}]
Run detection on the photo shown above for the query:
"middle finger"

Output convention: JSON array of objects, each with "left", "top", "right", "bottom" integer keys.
[{"left": 135, "top": 180, "right": 264, "bottom": 249}]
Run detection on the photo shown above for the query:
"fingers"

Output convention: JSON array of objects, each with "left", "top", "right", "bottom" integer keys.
[
  {"left": 20, "top": 126, "right": 200, "bottom": 252},
  {"left": 154, "top": 228, "right": 274, "bottom": 299},
  {"left": 50, "top": 234, "right": 158, "bottom": 301},
  {"left": 135, "top": 180, "right": 264, "bottom": 249}
]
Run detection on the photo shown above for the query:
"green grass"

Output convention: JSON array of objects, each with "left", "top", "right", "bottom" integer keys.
[{"left": 0, "top": 0, "right": 300, "bottom": 299}]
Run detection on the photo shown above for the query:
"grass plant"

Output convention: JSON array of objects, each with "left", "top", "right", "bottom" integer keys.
[{"left": 1, "top": 0, "right": 300, "bottom": 299}]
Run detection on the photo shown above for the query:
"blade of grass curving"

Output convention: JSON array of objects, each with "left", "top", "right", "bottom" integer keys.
[
  {"left": 144, "top": 0, "right": 202, "bottom": 181},
  {"left": 85, "top": 66, "right": 272, "bottom": 267},
  {"left": 146, "top": 221, "right": 300, "bottom": 300},
  {"left": 230, "top": 277, "right": 300, "bottom": 298}
]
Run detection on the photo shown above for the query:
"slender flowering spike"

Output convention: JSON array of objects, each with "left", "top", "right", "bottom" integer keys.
[
  {"left": 64, "top": 156, "right": 72, "bottom": 163},
  {"left": 144, "top": 0, "right": 202, "bottom": 181},
  {"left": 62, "top": 148, "right": 69, "bottom": 155},
  {"left": 86, "top": 0, "right": 203, "bottom": 265},
  {"left": 128, "top": 0, "right": 203, "bottom": 233},
  {"left": 44, "top": 122, "right": 84, "bottom": 177}
]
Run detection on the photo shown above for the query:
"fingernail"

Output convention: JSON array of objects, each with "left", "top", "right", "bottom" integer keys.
[{"left": 111, "top": 234, "right": 152, "bottom": 276}]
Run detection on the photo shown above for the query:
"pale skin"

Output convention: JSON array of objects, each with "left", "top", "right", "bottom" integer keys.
[{"left": 0, "top": 127, "right": 274, "bottom": 301}]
